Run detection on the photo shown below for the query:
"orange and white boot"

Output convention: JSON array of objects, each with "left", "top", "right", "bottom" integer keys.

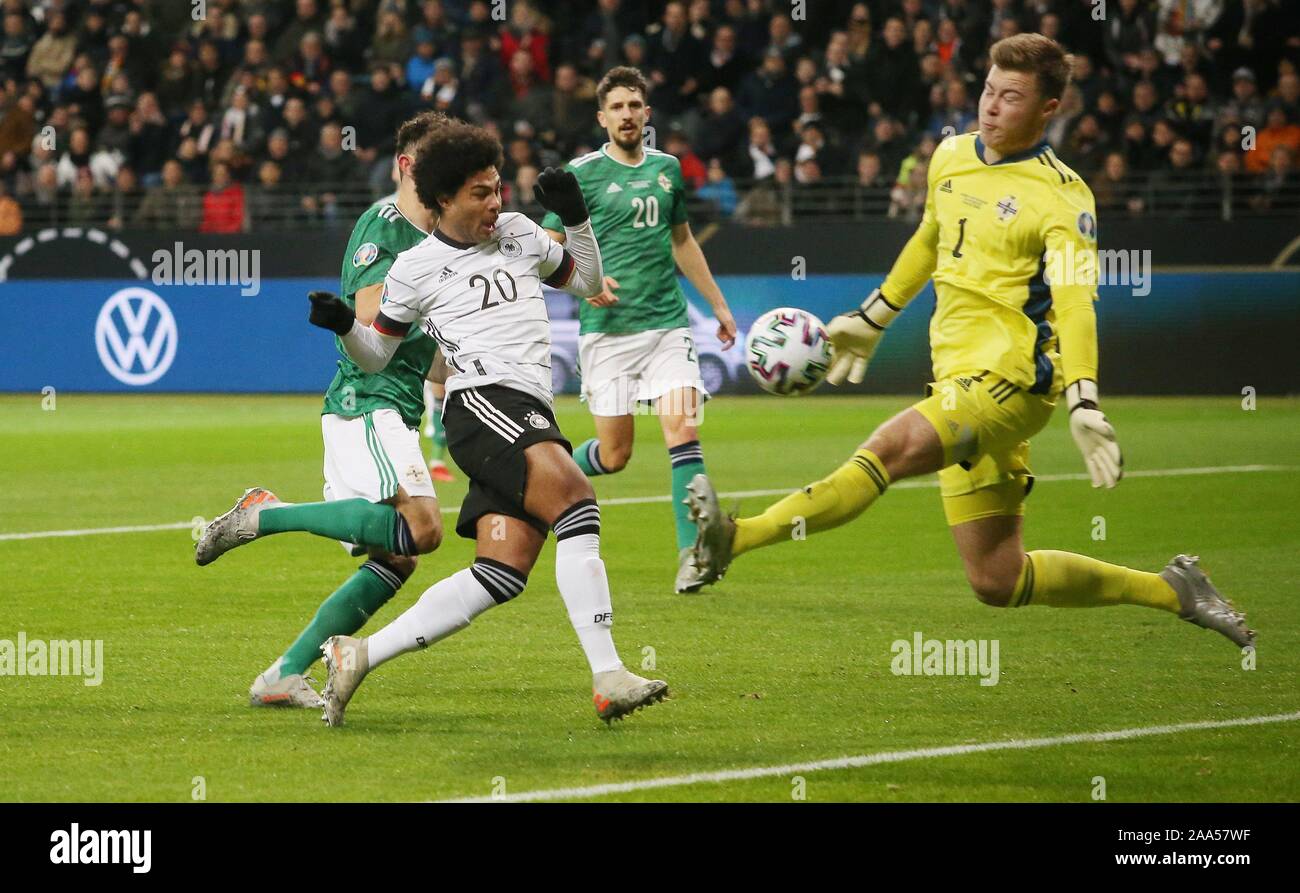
[
  {"left": 194, "top": 487, "right": 284, "bottom": 566},
  {"left": 592, "top": 666, "right": 668, "bottom": 723}
]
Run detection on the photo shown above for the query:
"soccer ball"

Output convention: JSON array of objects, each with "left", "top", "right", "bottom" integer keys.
[{"left": 744, "top": 308, "right": 833, "bottom": 396}]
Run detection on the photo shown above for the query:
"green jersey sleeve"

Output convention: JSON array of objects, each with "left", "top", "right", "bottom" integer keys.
[
  {"left": 341, "top": 218, "right": 401, "bottom": 302},
  {"left": 669, "top": 156, "right": 689, "bottom": 225}
]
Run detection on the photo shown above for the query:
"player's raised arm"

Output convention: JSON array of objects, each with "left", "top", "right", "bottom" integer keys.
[
  {"left": 534, "top": 166, "right": 604, "bottom": 299},
  {"left": 825, "top": 159, "right": 942, "bottom": 386},
  {"left": 1045, "top": 188, "right": 1122, "bottom": 488},
  {"left": 307, "top": 274, "right": 414, "bottom": 374}
]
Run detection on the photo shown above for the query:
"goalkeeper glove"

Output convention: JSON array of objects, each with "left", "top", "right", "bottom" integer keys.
[
  {"left": 308, "top": 290, "right": 355, "bottom": 336},
  {"left": 534, "top": 167, "right": 589, "bottom": 227},
  {"left": 1067, "top": 379, "right": 1123, "bottom": 489},
  {"left": 826, "top": 288, "right": 902, "bottom": 385}
]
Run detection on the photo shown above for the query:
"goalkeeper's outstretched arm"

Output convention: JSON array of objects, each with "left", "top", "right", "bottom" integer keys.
[
  {"left": 880, "top": 216, "right": 941, "bottom": 307},
  {"left": 826, "top": 215, "right": 939, "bottom": 385}
]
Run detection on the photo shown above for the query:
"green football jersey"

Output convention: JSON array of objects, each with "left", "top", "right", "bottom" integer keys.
[
  {"left": 540, "top": 144, "right": 689, "bottom": 335},
  {"left": 320, "top": 201, "right": 434, "bottom": 428}
]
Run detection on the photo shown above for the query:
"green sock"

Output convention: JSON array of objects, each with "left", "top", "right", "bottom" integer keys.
[
  {"left": 429, "top": 395, "right": 447, "bottom": 461},
  {"left": 668, "top": 440, "right": 706, "bottom": 550},
  {"left": 258, "top": 499, "right": 407, "bottom": 552},
  {"left": 279, "top": 561, "right": 406, "bottom": 675},
  {"left": 574, "top": 437, "right": 610, "bottom": 476}
]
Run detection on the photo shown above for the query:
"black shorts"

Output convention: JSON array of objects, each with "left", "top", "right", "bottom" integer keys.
[{"left": 443, "top": 384, "right": 572, "bottom": 540}]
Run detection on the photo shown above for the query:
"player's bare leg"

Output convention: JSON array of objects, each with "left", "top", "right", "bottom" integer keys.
[
  {"left": 391, "top": 490, "right": 443, "bottom": 553},
  {"left": 689, "top": 407, "right": 942, "bottom": 584},
  {"left": 949, "top": 514, "right": 1030, "bottom": 607},
  {"left": 658, "top": 386, "right": 713, "bottom": 593},
  {"left": 574, "top": 413, "right": 634, "bottom": 476},
  {"left": 950, "top": 509, "right": 1254, "bottom": 649},
  {"left": 522, "top": 440, "right": 668, "bottom": 721}
]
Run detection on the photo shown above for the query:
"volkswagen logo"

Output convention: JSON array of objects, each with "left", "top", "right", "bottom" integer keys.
[{"left": 94, "top": 287, "right": 177, "bottom": 385}]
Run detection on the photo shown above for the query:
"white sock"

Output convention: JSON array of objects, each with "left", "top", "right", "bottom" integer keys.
[
  {"left": 555, "top": 532, "right": 623, "bottom": 674},
  {"left": 367, "top": 567, "right": 497, "bottom": 668},
  {"left": 261, "top": 656, "right": 284, "bottom": 684}
]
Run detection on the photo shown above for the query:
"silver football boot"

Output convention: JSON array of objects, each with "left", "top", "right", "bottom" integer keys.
[
  {"left": 194, "top": 487, "right": 284, "bottom": 566},
  {"left": 1160, "top": 554, "right": 1255, "bottom": 649},
  {"left": 684, "top": 473, "right": 736, "bottom": 586},
  {"left": 675, "top": 547, "right": 710, "bottom": 594}
]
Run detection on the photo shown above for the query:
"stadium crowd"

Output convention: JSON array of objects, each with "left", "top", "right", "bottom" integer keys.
[{"left": 0, "top": 0, "right": 1296, "bottom": 234}]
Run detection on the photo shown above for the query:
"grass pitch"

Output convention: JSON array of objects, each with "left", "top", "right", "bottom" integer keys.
[{"left": 1, "top": 393, "right": 1297, "bottom": 802}]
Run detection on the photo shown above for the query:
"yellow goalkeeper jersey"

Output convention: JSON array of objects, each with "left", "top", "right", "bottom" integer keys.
[{"left": 882, "top": 131, "right": 1100, "bottom": 394}]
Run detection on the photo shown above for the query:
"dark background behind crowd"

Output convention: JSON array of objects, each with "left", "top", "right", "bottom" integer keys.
[{"left": 0, "top": 0, "right": 1296, "bottom": 234}]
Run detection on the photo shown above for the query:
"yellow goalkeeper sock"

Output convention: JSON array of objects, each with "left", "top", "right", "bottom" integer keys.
[
  {"left": 733, "top": 449, "right": 890, "bottom": 556},
  {"left": 1011, "top": 550, "right": 1180, "bottom": 612}
]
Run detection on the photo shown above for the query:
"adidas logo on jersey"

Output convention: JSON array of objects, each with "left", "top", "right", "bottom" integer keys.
[
  {"left": 605, "top": 182, "right": 622, "bottom": 193},
  {"left": 940, "top": 179, "right": 953, "bottom": 193},
  {"left": 438, "top": 266, "right": 457, "bottom": 283}
]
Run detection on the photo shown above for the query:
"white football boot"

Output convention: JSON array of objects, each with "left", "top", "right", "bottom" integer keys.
[
  {"left": 592, "top": 666, "right": 668, "bottom": 723},
  {"left": 249, "top": 668, "right": 325, "bottom": 708},
  {"left": 1160, "top": 554, "right": 1256, "bottom": 649},
  {"left": 321, "top": 635, "right": 370, "bottom": 727},
  {"left": 194, "top": 487, "right": 284, "bottom": 566}
]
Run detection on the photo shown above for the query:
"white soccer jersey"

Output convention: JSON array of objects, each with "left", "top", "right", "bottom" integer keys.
[{"left": 376, "top": 212, "right": 576, "bottom": 407}]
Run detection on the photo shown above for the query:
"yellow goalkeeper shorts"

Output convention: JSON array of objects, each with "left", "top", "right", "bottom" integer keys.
[{"left": 912, "top": 370, "right": 1059, "bottom": 526}]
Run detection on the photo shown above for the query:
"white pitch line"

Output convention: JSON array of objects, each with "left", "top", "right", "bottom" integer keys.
[
  {"left": 439, "top": 710, "right": 1300, "bottom": 803},
  {"left": 0, "top": 521, "right": 196, "bottom": 541},
  {"left": 0, "top": 464, "right": 1293, "bottom": 543}
]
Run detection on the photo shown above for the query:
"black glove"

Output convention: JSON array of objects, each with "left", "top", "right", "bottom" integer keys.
[
  {"left": 534, "top": 166, "right": 589, "bottom": 227},
  {"left": 308, "top": 290, "right": 355, "bottom": 336}
]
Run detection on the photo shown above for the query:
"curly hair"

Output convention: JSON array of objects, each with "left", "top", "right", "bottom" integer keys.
[
  {"left": 596, "top": 66, "right": 650, "bottom": 108},
  {"left": 411, "top": 120, "right": 504, "bottom": 212}
]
